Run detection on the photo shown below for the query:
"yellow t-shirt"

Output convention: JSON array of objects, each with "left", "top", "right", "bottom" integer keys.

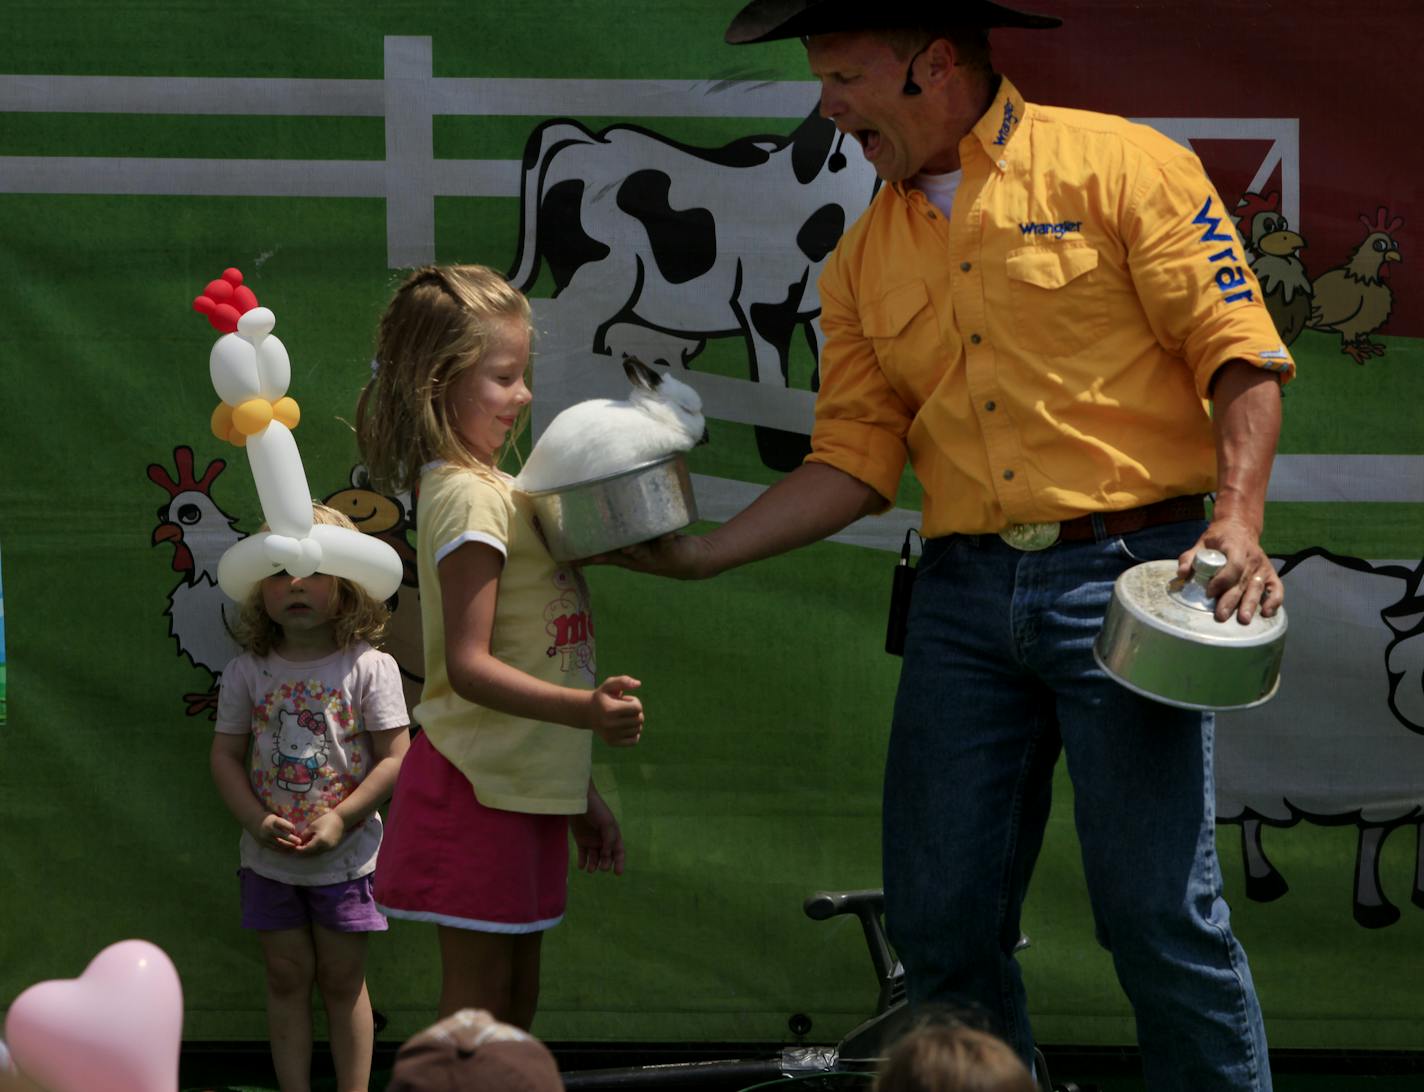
[
  {"left": 810, "top": 76, "right": 1296, "bottom": 538},
  {"left": 413, "top": 463, "right": 595, "bottom": 813}
]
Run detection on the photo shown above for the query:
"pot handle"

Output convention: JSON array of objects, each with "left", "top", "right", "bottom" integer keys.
[{"left": 1168, "top": 548, "right": 1227, "bottom": 612}]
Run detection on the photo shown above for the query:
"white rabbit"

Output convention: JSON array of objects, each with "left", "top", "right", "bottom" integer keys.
[{"left": 515, "top": 356, "right": 709, "bottom": 492}]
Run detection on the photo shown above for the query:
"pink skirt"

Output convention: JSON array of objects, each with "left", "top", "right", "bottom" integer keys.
[{"left": 374, "top": 732, "right": 569, "bottom": 932}]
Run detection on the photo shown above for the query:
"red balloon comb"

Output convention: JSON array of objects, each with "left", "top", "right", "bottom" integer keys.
[{"left": 192, "top": 267, "right": 260, "bottom": 333}]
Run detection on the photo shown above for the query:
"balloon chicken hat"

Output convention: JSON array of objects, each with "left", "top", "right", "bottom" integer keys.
[{"left": 192, "top": 269, "right": 401, "bottom": 603}]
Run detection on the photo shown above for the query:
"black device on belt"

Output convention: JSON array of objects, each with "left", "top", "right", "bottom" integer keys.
[{"left": 885, "top": 528, "right": 920, "bottom": 657}]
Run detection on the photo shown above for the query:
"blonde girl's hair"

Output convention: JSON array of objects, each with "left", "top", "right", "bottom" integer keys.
[
  {"left": 873, "top": 1016, "right": 1037, "bottom": 1092},
  {"left": 233, "top": 502, "right": 392, "bottom": 657},
  {"left": 356, "top": 265, "right": 533, "bottom": 494}
]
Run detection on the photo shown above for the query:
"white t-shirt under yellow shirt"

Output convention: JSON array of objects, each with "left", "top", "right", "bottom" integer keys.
[{"left": 413, "top": 463, "right": 595, "bottom": 814}]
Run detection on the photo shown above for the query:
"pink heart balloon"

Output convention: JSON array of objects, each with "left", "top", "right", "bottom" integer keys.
[{"left": 5, "top": 940, "right": 182, "bottom": 1092}]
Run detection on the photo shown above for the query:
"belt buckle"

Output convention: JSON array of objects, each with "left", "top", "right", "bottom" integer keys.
[{"left": 998, "top": 521, "right": 1060, "bottom": 551}]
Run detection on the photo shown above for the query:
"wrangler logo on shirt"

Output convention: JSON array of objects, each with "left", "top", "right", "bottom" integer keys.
[
  {"left": 1019, "top": 219, "right": 1083, "bottom": 239},
  {"left": 993, "top": 100, "right": 1017, "bottom": 146},
  {"left": 1192, "top": 196, "right": 1255, "bottom": 304}
]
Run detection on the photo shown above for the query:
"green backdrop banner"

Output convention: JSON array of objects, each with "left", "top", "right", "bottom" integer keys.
[{"left": 1, "top": 0, "right": 1421, "bottom": 1052}]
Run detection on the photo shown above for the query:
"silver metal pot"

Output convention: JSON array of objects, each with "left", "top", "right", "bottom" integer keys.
[
  {"left": 1093, "top": 549, "right": 1287, "bottom": 711},
  {"left": 521, "top": 453, "right": 699, "bottom": 563}
]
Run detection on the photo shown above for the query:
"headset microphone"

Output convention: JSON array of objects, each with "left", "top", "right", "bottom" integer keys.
[{"left": 901, "top": 42, "right": 929, "bottom": 96}]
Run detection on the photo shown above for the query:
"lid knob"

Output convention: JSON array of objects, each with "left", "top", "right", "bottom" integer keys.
[
  {"left": 1191, "top": 548, "right": 1227, "bottom": 583},
  {"left": 1169, "top": 548, "right": 1227, "bottom": 612}
]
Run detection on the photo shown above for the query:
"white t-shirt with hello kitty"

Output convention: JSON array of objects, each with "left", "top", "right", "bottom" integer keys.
[{"left": 215, "top": 642, "right": 408, "bottom": 886}]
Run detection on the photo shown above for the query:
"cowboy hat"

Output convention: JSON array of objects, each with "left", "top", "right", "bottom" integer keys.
[{"left": 725, "top": 0, "right": 1062, "bottom": 44}]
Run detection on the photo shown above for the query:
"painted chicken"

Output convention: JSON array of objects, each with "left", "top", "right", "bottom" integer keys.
[
  {"left": 324, "top": 466, "right": 425, "bottom": 716},
  {"left": 1235, "top": 191, "right": 1311, "bottom": 347},
  {"left": 1307, "top": 207, "right": 1404, "bottom": 364},
  {"left": 148, "top": 446, "right": 245, "bottom": 717}
]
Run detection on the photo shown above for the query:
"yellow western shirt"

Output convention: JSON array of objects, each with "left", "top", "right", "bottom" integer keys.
[{"left": 809, "top": 76, "right": 1295, "bottom": 538}]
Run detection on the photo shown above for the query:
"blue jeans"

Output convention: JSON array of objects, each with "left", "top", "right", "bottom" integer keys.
[{"left": 883, "top": 521, "right": 1270, "bottom": 1092}]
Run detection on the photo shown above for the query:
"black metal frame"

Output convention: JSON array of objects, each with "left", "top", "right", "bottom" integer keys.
[{"left": 560, "top": 887, "right": 1057, "bottom": 1091}]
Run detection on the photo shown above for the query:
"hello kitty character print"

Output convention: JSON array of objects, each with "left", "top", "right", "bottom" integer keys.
[
  {"left": 272, "top": 707, "right": 330, "bottom": 792},
  {"left": 214, "top": 643, "right": 408, "bottom": 886}
]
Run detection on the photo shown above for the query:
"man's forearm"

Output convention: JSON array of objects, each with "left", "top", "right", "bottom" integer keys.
[
  {"left": 1210, "top": 360, "right": 1282, "bottom": 534},
  {"left": 700, "top": 461, "right": 886, "bottom": 575}
]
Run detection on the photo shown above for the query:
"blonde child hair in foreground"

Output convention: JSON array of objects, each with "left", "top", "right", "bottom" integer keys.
[
  {"left": 875, "top": 1017, "right": 1039, "bottom": 1092},
  {"left": 356, "top": 265, "right": 645, "bottom": 1031},
  {"left": 211, "top": 500, "right": 411, "bottom": 1092}
]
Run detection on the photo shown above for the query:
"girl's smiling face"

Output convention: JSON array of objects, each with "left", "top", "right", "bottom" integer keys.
[{"left": 447, "top": 317, "right": 533, "bottom": 465}]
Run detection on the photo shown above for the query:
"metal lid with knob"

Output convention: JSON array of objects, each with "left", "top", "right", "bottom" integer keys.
[
  {"left": 1093, "top": 551, "right": 1288, "bottom": 711},
  {"left": 1168, "top": 547, "right": 1227, "bottom": 612}
]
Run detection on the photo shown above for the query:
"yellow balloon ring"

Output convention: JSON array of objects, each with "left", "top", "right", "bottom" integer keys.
[
  {"left": 273, "top": 396, "right": 301, "bottom": 429},
  {"left": 210, "top": 403, "right": 247, "bottom": 447},
  {"left": 233, "top": 398, "right": 274, "bottom": 436}
]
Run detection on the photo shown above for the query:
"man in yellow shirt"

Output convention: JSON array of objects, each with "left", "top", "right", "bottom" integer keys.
[{"left": 608, "top": 3, "right": 1286, "bottom": 1088}]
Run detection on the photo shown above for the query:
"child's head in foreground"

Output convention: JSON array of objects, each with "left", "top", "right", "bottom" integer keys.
[
  {"left": 233, "top": 501, "right": 390, "bottom": 656},
  {"left": 874, "top": 1012, "right": 1038, "bottom": 1092},
  {"left": 357, "top": 264, "right": 533, "bottom": 492}
]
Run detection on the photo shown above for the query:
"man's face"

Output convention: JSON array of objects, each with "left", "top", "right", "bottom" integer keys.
[{"left": 808, "top": 31, "right": 943, "bottom": 182}]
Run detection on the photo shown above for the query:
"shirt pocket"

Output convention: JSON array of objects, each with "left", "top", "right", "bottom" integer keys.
[
  {"left": 1004, "top": 242, "right": 1109, "bottom": 356},
  {"left": 860, "top": 279, "right": 941, "bottom": 399}
]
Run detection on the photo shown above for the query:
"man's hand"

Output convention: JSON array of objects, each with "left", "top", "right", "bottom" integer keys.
[
  {"left": 586, "top": 532, "right": 715, "bottom": 580},
  {"left": 585, "top": 463, "right": 884, "bottom": 580},
  {"left": 1180, "top": 516, "right": 1282, "bottom": 624}
]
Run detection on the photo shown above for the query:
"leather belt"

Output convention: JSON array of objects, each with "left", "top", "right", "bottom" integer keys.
[{"left": 998, "top": 494, "right": 1207, "bottom": 551}]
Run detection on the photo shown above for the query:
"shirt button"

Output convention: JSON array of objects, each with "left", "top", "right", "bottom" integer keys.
[
  {"left": 985, "top": 400, "right": 996, "bottom": 411},
  {"left": 1002, "top": 469, "right": 1015, "bottom": 481},
  {"left": 970, "top": 334, "right": 982, "bottom": 345},
  {"left": 998, "top": 159, "right": 1008, "bottom": 169},
  {"left": 960, "top": 261, "right": 971, "bottom": 272}
]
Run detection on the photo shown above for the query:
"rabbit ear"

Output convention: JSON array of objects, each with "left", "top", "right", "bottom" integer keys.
[{"left": 622, "top": 355, "right": 662, "bottom": 392}]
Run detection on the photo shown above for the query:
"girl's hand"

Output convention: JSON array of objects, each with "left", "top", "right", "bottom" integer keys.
[
  {"left": 585, "top": 676, "right": 644, "bottom": 746},
  {"left": 251, "top": 813, "right": 302, "bottom": 852},
  {"left": 571, "top": 787, "right": 625, "bottom": 875},
  {"left": 294, "top": 811, "right": 347, "bottom": 854}
]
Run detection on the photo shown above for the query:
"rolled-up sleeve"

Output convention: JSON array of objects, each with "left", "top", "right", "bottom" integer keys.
[
  {"left": 1124, "top": 151, "right": 1296, "bottom": 398},
  {"left": 806, "top": 249, "right": 914, "bottom": 506}
]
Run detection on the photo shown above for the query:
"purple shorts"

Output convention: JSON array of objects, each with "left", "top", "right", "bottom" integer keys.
[{"left": 238, "top": 869, "right": 389, "bottom": 933}]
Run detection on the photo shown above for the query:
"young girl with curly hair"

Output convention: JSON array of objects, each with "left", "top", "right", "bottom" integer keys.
[{"left": 211, "top": 500, "right": 410, "bottom": 1092}]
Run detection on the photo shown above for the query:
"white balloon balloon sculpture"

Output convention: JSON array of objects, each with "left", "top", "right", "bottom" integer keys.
[{"left": 192, "top": 268, "right": 401, "bottom": 602}]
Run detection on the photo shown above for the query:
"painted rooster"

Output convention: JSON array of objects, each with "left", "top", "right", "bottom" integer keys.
[
  {"left": 1307, "top": 207, "right": 1404, "bottom": 364},
  {"left": 148, "top": 446, "right": 244, "bottom": 717},
  {"left": 1235, "top": 191, "right": 1311, "bottom": 347}
]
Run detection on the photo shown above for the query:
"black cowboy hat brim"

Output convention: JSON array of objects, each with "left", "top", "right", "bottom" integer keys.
[{"left": 726, "top": 0, "right": 1062, "bottom": 44}]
